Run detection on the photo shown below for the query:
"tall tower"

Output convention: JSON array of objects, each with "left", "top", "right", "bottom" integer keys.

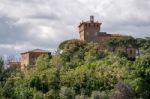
[{"left": 78, "top": 16, "right": 102, "bottom": 42}]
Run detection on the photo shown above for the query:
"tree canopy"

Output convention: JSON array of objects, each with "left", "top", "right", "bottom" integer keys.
[{"left": 0, "top": 37, "right": 150, "bottom": 99}]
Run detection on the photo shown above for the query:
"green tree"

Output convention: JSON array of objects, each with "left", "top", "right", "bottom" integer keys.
[
  {"left": 91, "top": 91, "right": 108, "bottom": 99},
  {"left": 36, "top": 54, "right": 51, "bottom": 70},
  {"left": 60, "top": 87, "right": 75, "bottom": 99},
  {"left": 0, "top": 57, "right": 4, "bottom": 75},
  {"left": 128, "top": 52, "right": 150, "bottom": 98},
  {"left": 110, "top": 81, "right": 135, "bottom": 99},
  {"left": 84, "top": 42, "right": 106, "bottom": 62}
]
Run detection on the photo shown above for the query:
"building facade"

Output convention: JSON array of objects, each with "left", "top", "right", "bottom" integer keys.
[
  {"left": 20, "top": 49, "right": 50, "bottom": 70},
  {"left": 79, "top": 16, "right": 102, "bottom": 42},
  {"left": 126, "top": 46, "right": 137, "bottom": 60},
  {"left": 79, "top": 16, "right": 129, "bottom": 42},
  {"left": 78, "top": 16, "right": 138, "bottom": 59}
]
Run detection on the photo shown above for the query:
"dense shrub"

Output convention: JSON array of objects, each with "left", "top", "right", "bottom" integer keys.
[{"left": 0, "top": 37, "right": 150, "bottom": 99}]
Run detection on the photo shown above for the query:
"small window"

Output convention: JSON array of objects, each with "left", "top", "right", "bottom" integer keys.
[{"left": 130, "top": 50, "right": 132, "bottom": 54}]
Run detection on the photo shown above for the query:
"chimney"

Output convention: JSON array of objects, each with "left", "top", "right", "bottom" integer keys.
[{"left": 90, "top": 16, "right": 94, "bottom": 22}]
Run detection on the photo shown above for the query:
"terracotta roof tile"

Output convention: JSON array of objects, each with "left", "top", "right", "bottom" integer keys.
[{"left": 21, "top": 49, "right": 49, "bottom": 54}]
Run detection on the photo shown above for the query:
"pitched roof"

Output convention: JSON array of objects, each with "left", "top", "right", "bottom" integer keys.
[{"left": 21, "top": 49, "right": 49, "bottom": 54}]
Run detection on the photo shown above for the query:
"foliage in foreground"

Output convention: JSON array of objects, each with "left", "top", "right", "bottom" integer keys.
[{"left": 0, "top": 37, "right": 150, "bottom": 99}]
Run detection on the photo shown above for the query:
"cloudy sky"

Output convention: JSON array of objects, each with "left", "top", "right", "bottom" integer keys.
[{"left": 0, "top": 0, "right": 150, "bottom": 57}]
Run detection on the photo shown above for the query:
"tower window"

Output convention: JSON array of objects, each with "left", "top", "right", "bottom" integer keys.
[
  {"left": 130, "top": 50, "right": 132, "bottom": 54},
  {"left": 85, "top": 24, "right": 87, "bottom": 27}
]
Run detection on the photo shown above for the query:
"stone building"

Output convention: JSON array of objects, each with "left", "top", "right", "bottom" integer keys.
[
  {"left": 8, "top": 62, "right": 21, "bottom": 69},
  {"left": 78, "top": 16, "right": 138, "bottom": 59},
  {"left": 79, "top": 16, "right": 102, "bottom": 42},
  {"left": 79, "top": 16, "right": 129, "bottom": 42},
  {"left": 20, "top": 49, "right": 50, "bottom": 70},
  {"left": 126, "top": 46, "right": 138, "bottom": 60}
]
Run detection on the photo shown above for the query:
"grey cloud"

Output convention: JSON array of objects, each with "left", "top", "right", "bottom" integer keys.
[
  {"left": 28, "top": 13, "right": 60, "bottom": 21},
  {"left": 0, "top": 16, "right": 62, "bottom": 56},
  {"left": 0, "top": 16, "right": 29, "bottom": 44},
  {"left": 0, "top": 0, "right": 150, "bottom": 56}
]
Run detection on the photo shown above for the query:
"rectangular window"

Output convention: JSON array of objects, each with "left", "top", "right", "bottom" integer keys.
[{"left": 130, "top": 50, "right": 132, "bottom": 54}]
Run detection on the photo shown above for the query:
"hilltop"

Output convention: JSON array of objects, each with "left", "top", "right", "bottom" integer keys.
[{"left": 0, "top": 37, "right": 150, "bottom": 99}]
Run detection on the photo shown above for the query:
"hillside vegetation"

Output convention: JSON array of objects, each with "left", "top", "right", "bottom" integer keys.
[{"left": 0, "top": 37, "right": 150, "bottom": 99}]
